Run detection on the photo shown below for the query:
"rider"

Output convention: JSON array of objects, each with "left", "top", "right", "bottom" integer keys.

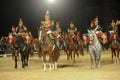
[
  {"left": 105, "top": 20, "right": 120, "bottom": 49},
  {"left": 44, "top": 10, "right": 54, "bottom": 31},
  {"left": 109, "top": 20, "right": 119, "bottom": 41},
  {"left": 67, "top": 21, "right": 79, "bottom": 48},
  {"left": 109, "top": 20, "right": 118, "bottom": 35},
  {"left": 67, "top": 21, "right": 77, "bottom": 38},
  {"left": 93, "top": 16, "right": 102, "bottom": 32},
  {"left": 53, "top": 21, "right": 63, "bottom": 49},
  {"left": 88, "top": 16, "right": 105, "bottom": 50},
  {"left": 16, "top": 18, "right": 28, "bottom": 43},
  {"left": 16, "top": 18, "right": 27, "bottom": 34}
]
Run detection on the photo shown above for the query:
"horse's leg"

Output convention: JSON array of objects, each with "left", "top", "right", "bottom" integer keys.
[
  {"left": 117, "top": 50, "right": 119, "bottom": 60},
  {"left": 43, "top": 54, "right": 47, "bottom": 72},
  {"left": 76, "top": 49, "right": 79, "bottom": 59},
  {"left": 25, "top": 47, "right": 29, "bottom": 67},
  {"left": 43, "top": 63, "right": 47, "bottom": 72},
  {"left": 12, "top": 50, "right": 15, "bottom": 60},
  {"left": 54, "top": 62, "right": 57, "bottom": 70},
  {"left": 70, "top": 50, "right": 72, "bottom": 60},
  {"left": 96, "top": 51, "right": 101, "bottom": 68},
  {"left": 81, "top": 49, "right": 84, "bottom": 62},
  {"left": 21, "top": 52, "right": 25, "bottom": 68},
  {"left": 113, "top": 50, "right": 117, "bottom": 63},
  {"left": 49, "top": 52, "right": 54, "bottom": 71},
  {"left": 24, "top": 53, "right": 28, "bottom": 67},
  {"left": 111, "top": 50, "right": 114, "bottom": 63},
  {"left": 14, "top": 50, "right": 18, "bottom": 69},
  {"left": 73, "top": 50, "right": 76, "bottom": 62},
  {"left": 66, "top": 50, "right": 69, "bottom": 60},
  {"left": 116, "top": 50, "right": 119, "bottom": 63},
  {"left": 89, "top": 47, "right": 95, "bottom": 69}
]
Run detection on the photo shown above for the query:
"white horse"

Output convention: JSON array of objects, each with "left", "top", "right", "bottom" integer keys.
[{"left": 88, "top": 30, "right": 102, "bottom": 69}]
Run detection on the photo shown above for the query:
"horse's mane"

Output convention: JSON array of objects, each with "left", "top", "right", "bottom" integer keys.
[{"left": 88, "top": 30, "right": 102, "bottom": 50}]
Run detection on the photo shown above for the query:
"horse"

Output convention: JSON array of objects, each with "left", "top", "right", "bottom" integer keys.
[
  {"left": 30, "top": 38, "right": 41, "bottom": 58},
  {"left": 109, "top": 33, "right": 120, "bottom": 63},
  {"left": 0, "top": 37, "right": 9, "bottom": 54},
  {"left": 38, "top": 27, "right": 60, "bottom": 72},
  {"left": 11, "top": 34, "right": 30, "bottom": 69},
  {"left": 64, "top": 34, "right": 80, "bottom": 62},
  {"left": 76, "top": 32, "right": 84, "bottom": 60},
  {"left": 88, "top": 30, "right": 102, "bottom": 69}
]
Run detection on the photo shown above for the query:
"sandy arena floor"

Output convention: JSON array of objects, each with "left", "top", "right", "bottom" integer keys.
[{"left": 0, "top": 50, "right": 120, "bottom": 80}]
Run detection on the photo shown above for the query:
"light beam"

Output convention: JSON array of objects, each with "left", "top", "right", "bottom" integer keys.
[{"left": 47, "top": 0, "right": 55, "bottom": 4}]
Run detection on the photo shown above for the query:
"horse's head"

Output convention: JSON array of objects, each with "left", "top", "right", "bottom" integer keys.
[
  {"left": 88, "top": 30, "right": 99, "bottom": 44},
  {"left": 88, "top": 30, "right": 95, "bottom": 42},
  {"left": 31, "top": 39, "right": 40, "bottom": 52},
  {"left": 13, "top": 36, "right": 26, "bottom": 49}
]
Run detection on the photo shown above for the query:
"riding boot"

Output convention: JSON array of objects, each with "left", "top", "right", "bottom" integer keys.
[
  {"left": 54, "top": 39, "right": 59, "bottom": 49},
  {"left": 105, "top": 40, "right": 112, "bottom": 50}
]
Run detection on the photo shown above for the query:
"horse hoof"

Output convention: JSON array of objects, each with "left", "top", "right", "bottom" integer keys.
[
  {"left": 91, "top": 66, "right": 95, "bottom": 69},
  {"left": 14, "top": 66, "right": 17, "bottom": 69},
  {"left": 96, "top": 65, "right": 101, "bottom": 69},
  {"left": 22, "top": 66, "right": 25, "bottom": 68},
  {"left": 44, "top": 70, "right": 46, "bottom": 72}
]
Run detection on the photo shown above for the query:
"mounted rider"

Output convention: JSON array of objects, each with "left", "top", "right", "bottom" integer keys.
[
  {"left": 88, "top": 16, "right": 103, "bottom": 42},
  {"left": 16, "top": 18, "right": 27, "bottom": 34},
  {"left": 53, "top": 21, "right": 63, "bottom": 49},
  {"left": 67, "top": 21, "right": 77, "bottom": 39},
  {"left": 42, "top": 10, "right": 54, "bottom": 31},
  {"left": 88, "top": 16, "right": 102, "bottom": 32},
  {"left": 15, "top": 18, "right": 29, "bottom": 44},
  {"left": 67, "top": 21, "right": 79, "bottom": 48},
  {"left": 87, "top": 16, "right": 108, "bottom": 50},
  {"left": 106, "top": 20, "right": 120, "bottom": 49}
]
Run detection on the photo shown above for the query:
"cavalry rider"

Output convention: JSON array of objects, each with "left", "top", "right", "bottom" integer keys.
[
  {"left": 16, "top": 18, "right": 28, "bottom": 44},
  {"left": 109, "top": 20, "right": 118, "bottom": 35},
  {"left": 87, "top": 16, "right": 107, "bottom": 50},
  {"left": 43, "top": 10, "right": 54, "bottom": 31},
  {"left": 93, "top": 16, "right": 102, "bottom": 32},
  {"left": 85, "top": 20, "right": 95, "bottom": 51},
  {"left": 107, "top": 20, "right": 120, "bottom": 47},
  {"left": 67, "top": 21, "right": 77, "bottom": 38},
  {"left": 53, "top": 21, "right": 63, "bottom": 49},
  {"left": 67, "top": 21, "right": 79, "bottom": 48},
  {"left": 88, "top": 16, "right": 103, "bottom": 40},
  {"left": 16, "top": 18, "right": 27, "bottom": 34}
]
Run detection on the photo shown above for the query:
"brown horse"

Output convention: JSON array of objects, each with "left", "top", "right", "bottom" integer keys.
[
  {"left": 30, "top": 38, "right": 41, "bottom": 58},
  {"left": 64, "top": 33, "right": 83, "bottom": 62},
  {"left": 110, "top": 33, "right": 120, "bottom": 63},
  {"left": 38, "top": 28, "right": 60, "bottom": 71}
]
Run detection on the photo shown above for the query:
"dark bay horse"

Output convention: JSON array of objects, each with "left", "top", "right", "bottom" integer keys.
[
  {"left": 88, "top": 30, "right": 102, "bottom": 69},
  {"left": 13, "top": 36, "right": 30, "bottom": 69},
  {"left": 39, "top": 28, "right": 60, "bottom": 72},
  {"left": 110, "top": 33, "right": 120, "bottom": 63}
]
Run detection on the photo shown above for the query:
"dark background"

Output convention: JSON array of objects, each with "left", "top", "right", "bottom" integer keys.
[{"left": 0, "top": 0, "right": 120, "bottom": 38}]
